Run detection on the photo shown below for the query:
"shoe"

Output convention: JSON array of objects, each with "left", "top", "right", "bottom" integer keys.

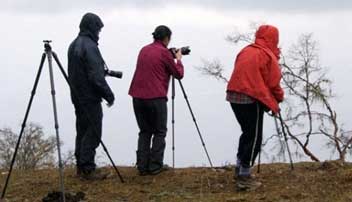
[
  {"left": 80, "top": 169, "right": 109, "bottom": 181},
  {"left": 138, "top": 169, "right": 149, "bottom": 176},
  {"left": 149, "top": 164, "right": 170, "bottom": 175},
  {"left": 236, "top": 175, "right": 262, "bottom": 191},
  {"left": 234, "top": 166, "right": 240, "bottom": 179},
  {"left": 76, "top": 167, "right": 83, "bottom": 177}
]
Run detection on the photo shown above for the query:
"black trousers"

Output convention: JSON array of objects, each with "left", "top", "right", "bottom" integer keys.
[
  {"left": 74, "top": 102, "right": 103, "bottom": 172},
  {"left": 231, "top": 102, "right": 264, "bottom": 168},
  {"left": 133, "top": 98, "right": 168, "bottom": 172}
]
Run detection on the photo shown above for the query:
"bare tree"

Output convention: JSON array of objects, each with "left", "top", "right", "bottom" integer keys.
[
  {"left": 225, "top": 21, "right": 264, "bottom": 44},
  {"left": 196, "top": 23, "right": 351, "bottom": 162},
  {"left": 0, "top": 123, "right": 57, "bottom": 170},
  {"left": 195, "top": 59, "right": 228, "bottom": 83},
  {"left": 0, "top": 128, "right": 17, "bottom": 169},
  {"left": 62, "top": 150, "right": 76, "bottom": 168},
  {"left": 279, "top": 33, "right": 352, "bottom": 162}
]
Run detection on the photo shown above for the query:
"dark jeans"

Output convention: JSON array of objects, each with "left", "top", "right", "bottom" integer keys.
[
  {"left": 133, "top": 98, "right": 168, "bottom": 172},
  {"left": 231, "top": 102, "right": 264, "bottom": 168},
  {"left": 74, "top": 102, "right": 103, "bottom": 172}
]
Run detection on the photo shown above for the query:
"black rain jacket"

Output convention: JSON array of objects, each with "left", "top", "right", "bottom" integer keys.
[{"left": 68, "top": 13, "right": 114, "bottom": 105}]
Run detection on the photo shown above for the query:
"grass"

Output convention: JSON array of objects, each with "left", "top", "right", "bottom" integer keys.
[{"left": 1, "top": 161, "right": 352, "bottom": 202}]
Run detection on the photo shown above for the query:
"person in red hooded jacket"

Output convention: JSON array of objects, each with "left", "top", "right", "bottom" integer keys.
[{"left": 227, "top": 25, "right": 284, "bottom": 190}]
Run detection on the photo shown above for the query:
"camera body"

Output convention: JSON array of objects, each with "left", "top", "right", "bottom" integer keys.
[
  {"left": 105, "top": 69, "right": 123, "bottom": 79},
  {"left": 169, "top": 46, "right": 191, "bottom": 58}
]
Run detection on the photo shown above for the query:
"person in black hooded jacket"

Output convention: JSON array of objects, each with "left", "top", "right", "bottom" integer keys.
[{"left": 68, "top": 12, "right": 115, "bottom": 180}]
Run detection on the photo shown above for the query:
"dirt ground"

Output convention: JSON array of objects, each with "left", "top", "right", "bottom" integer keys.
[{"left": 1, "top": 161, "right": 352, "bottom": 202}]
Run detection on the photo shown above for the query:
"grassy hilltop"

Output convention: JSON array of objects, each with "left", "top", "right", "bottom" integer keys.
[{"left": 1, "top": 161, "right": 352, "bottom": 202}]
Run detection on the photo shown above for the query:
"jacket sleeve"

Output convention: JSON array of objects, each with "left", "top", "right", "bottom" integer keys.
[
  {"left": 85, "top": 45, "right": 115, "bottom": 103},
  {"left": 260, "top": 52, "right": 284, "bottom": 102},
  {"left": 271, "top": 82, "right": 284, "bottom": 102},
  {"left": 162, "top": 49, "right": 184, "bottom": 79}
]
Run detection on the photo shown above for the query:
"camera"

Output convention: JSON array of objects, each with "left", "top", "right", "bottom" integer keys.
[
  {"left": 105, "top": 69, "right": 123, "bottom": 79},
  {"left": 103, "top": 63, "right": 123, "bottom": 79},
  {"left": 169, "top": 46, "right": 191, "bottom": 58}
]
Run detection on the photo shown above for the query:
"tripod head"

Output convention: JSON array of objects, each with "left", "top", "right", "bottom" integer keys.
[{"left": 43, "top": 40, "right": 52, "bottom": 52}]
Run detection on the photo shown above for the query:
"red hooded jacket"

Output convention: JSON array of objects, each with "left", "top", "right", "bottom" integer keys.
[{"left": 227, "top": 25, "right": 284, "bottom": 113}]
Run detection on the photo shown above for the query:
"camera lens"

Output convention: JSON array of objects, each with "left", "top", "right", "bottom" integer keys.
[
  {"left": 106, "top": 70, "right": 123, "bottom": 79},
  {"left": 181, "top": 46, "right": 191, "bottom": 55}
]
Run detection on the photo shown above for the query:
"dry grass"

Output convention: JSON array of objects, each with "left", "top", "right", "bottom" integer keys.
[{"left": 1, "top": 161, "right": 352, "bottom": 202}]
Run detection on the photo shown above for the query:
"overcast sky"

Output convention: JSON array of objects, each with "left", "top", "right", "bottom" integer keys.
[
  {"left": 0, "top": 1, "right": 351, "bottom": 167},
  {"left": 2, "top": 0, "right": 352, "bottom": 12}
]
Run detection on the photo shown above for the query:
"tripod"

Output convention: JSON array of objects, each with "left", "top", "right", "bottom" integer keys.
[
  {"left": 171, "top": 77, "right": 213, "bottom": 168},
  {"left": 256, "top": 111, "right": 294, "bottom": 173},
  {"left": 1, "top": 41, "right": 123, "bottom": 202},
  {"left": 1, "top": 41, "right": 66, "bottom": 202}
]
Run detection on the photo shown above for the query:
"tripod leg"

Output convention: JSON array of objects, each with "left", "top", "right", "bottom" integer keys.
[
  {"left": 52, "top": 52, "right": 124, "bottom": 183},
  {"left": 278, "top": 112, "right": 294, "bottom": 170},
  {"left": 1, "top": 53, "right": 46, "bottom": 200},
  {"left": 100, "top": 141, "right": 125, "bottom": 183},
  {"left": 171, "top": 77, "right": 175, "bottom": 168},
  {"left": 177, "top": 80, "right": 214, "bottom": 168},
  {"left": 46, "top": 50, "right": 66, "bottom": 202}
]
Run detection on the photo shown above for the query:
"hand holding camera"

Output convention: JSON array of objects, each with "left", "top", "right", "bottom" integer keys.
[
  {"left": 175, "top": 49, "right": 182, "bottom": 60},
  {"left": 169, "top": 46, "right": 191, "bottom": 60}
]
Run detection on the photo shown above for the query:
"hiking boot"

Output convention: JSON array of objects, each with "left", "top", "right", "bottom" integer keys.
[
  {"left": 234, "top": 166, "right": 240, "bottom": 179},
  {"left": 149, "top": 164, "right": 170, "bottom": 175},
  {"left": 80, "top": 169, "right": 109, "bottom": 181},
  {"left": 236, "top": 175, "right": 262, "bottom": 191},
  {"left": 76, "top": 167, "right": 83, "bottom": 177},
  {"left": 138, "top": 169, "right": 149, "bottom": 176}
]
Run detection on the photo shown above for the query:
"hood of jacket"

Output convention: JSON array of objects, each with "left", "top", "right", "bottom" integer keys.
[
  {"left": 79, "top": 13, "right": 104, "bottom": 43},
  {"left": 254, "top": 25, "right": 280, "bottom": 59}
]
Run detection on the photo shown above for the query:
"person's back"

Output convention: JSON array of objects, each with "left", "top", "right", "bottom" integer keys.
[
  {"left": 227, "top": 26, "right": 283, "bottom": 113},
  {"left": 129, "top": 40, "right": 183, "bottom": 99},
  {"left": 68, "top": 35, "right": 103, "bottom": 104},
  {"left": 68, "top": 13, "right": 114, "bottom": 106}
]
